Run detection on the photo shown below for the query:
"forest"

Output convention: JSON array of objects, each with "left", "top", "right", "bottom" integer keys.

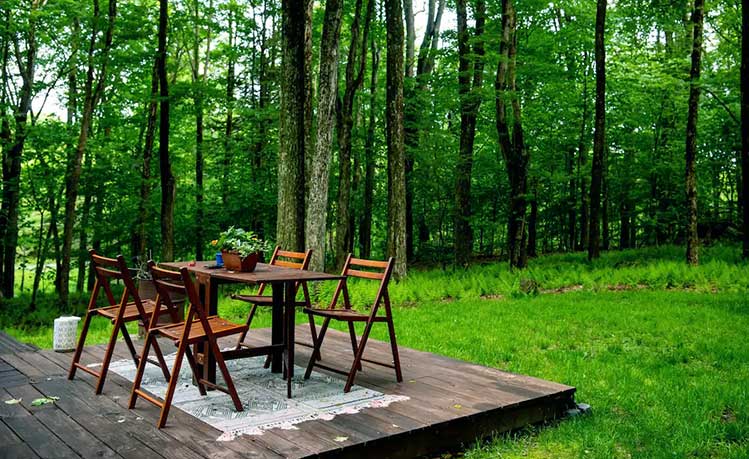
[{"left": 0, "top": 0, "right": 746, "bottom": 307}]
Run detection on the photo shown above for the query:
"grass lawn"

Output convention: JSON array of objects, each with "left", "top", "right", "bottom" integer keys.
[{"left": 3, "top": 246, "right": 749, "bottom": 458}]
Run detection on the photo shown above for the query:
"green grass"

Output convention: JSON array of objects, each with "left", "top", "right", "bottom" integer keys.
[{"left": 3, "top": 245, "right": 749, "bottom": 458}]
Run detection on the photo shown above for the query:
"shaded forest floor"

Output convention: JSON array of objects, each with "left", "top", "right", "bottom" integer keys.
[{"left": 3, "top": 245, "right": 749, "bottom": 458}]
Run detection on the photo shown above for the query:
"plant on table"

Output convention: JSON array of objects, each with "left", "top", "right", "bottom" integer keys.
[{"left": 211, "top": 227, "right": 273, "bottom": 272}]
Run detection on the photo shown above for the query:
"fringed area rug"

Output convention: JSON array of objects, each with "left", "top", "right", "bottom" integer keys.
[{"left": 105, "top": 353, "right": 409, "bottom": 441}]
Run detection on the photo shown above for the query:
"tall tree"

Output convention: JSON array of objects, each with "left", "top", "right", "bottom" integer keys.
[
  {"left": 0, "top": 0, "right": 39, "bottom": 298},
  {"left": 333, "top": 0, "right": 373, "bottom": 268},
  {"left": 134, "top": 64, "right": 159, "bottom": 261},
  {"left": 385, "top": 0, "right": 407, "bottom": 277},
  {"left": 60, "top": 0, "right": 116, "bottom": 305},
  {"left": 306, "top": 0, "right": 343, "bottom": 271},
  {"left": 685, "top": 0, "right": 704, "bottom": 265},
  {"left": 496, "top": 0, "right": 528, "bottom": 269},
  {"left": 742, "top": 0, "right": 749, "bottom": 259},
  {"left": 157, "top": 0, "right": 175, "bottom": 261},
  {"left": 191, "top": 0, "right": 211, "bottom": 260},
  {"left": 588, "top": 0, "right": 606, "bottom": 260},
  {"left": 453, "top": 0, "right": 485, "bottom": 267},
  {"left": 278, "top": 0, "right": 307, "bottom": 251},
  {"left": 359, "top": 33, "right": 379, "bottom": 259}
]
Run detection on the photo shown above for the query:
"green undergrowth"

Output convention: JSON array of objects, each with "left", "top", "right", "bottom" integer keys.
[{"left": 2, "top": 246, "right": 749, "bottom": 457}]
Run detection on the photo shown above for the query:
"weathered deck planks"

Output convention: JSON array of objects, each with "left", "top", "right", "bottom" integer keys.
[{"left": 0, "top": 328, "right": 575, "bottom": 458}]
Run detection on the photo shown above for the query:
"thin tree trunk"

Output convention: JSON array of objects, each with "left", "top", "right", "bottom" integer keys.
[
  {"left": 588, "top": 0, "right": 606, "bottom": 261},
  {"left": 333, "top": 0, "right": 373, "bottom": 269},
  {"left": 278, "top": 0, "right": 308, "bottom": 251},
  {"left": 454, "top": 0, "right": 485, "bottom": 267},
  {"left": 685, "top": 0, "right": 704, "bottom": 265},
  {"left": 223, "top": 6, "right": 235, "bottom": 211},
  {"left": 385, "top": 0, "right": 407, "bottom": 277},
  {"left": 135, "top": 64, "right": 158, "bottom": 261},
  {"left": 75, "top": 150, "right": 93, "bottom": 292},
  {"left": 742, "top": 0, "right": 749, "bottom": 258},
  {"left": 306, "top": 0, "right": 344, "bottom": 271},
  {"left": 359, "top": 36, "right": 379, "bottom": 259},
  {"left": 496, "top": 0, "right": 528, "bottom": 270},
  {"left": 527, "top": 181, "right": 538, "bottom": 257},
  {"left": 157, "top": 0, "right": 175, "bottom": 261},
  {"left": 1, "top": 2, "right": 38, "bottom": 298},
  {"left": 578, "top": 52, "right": 590, "bottom": 251},
  {"left": 192, "top": 0, "right": 211, "bottom": 261},
  {"left": 60, "top": 0, "right": 115, "bottom": 306}
]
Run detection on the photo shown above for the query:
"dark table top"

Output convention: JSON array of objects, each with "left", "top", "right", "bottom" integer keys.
[{"left": 162, "top": 260, "right": 344, "bottom": 284}]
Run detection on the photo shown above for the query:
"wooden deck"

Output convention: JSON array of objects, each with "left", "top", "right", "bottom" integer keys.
[{"left": 0, "top": 327, "right": 575, "bottom": 458}]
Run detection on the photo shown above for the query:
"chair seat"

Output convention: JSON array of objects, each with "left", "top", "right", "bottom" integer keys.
[
  {"left": 154, "top": 316, "right": 248, "bottom": 344},
  {"left": 304, "top": 308, "right": 386, "bottom": 322},
  {"left": 233, "top": 294, "right": 308, "bottom": 307},
  {"left": 96, "top": 300, "right": 165, "bottom": 322}
]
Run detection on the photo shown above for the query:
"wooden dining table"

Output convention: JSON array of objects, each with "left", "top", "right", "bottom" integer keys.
[{"left": 162, "top": 261, "right": 343, "bottom": 398}]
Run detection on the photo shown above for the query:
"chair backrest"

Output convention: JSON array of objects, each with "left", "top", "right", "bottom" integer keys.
[
  {"left": 89, "top": 250, "right": 149, "bottom": 321},
  {"left": 330, "top": 254, "right": 395, "bottom": 312},
  {"left": 256, "top": 247, "right": 313, "bottom": 297},
  {"left": 148, "top": 262, "right": 210, "bottom": 337}
]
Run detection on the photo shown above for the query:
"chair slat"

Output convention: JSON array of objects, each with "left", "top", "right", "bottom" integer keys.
[
  {"left": 274, "top": 259, "right": 303, "bottom": 269},
  {"left": 349, "top": 257, "right": 389, "bottom": 269},
  {"left": 277, "top": 249, "right": 307, "bottom": 259},
  {"left": 345, "top": 268, "right": 384, "bottom": 280}
]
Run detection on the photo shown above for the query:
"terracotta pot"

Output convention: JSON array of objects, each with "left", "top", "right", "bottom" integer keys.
[{"left": 222, "top": 250, "right": 260, "bottom": 272}]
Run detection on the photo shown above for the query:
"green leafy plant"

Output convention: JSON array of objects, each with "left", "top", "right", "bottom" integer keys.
[{"left": 211, "top": 227, "right": 273, "bottom": 258}]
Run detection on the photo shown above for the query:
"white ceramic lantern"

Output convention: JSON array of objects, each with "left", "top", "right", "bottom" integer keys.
[{"left": 53, "top": 316, "right": 81, "bottom": 352}]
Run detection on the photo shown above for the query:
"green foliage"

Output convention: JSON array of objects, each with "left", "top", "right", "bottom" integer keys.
[{"left": 212, "top": 226, "right": 273, "bottom": 258}]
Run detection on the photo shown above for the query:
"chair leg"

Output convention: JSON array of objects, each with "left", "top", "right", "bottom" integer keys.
[
  {"left": 183, "top": 346, "right": 207, "bottom": 396},
  {"left": 68, "top": 311, "right": 94, "bottom": 380},
  {"left": 208, "top": 338, "right": 243, "bottom": 412},
  {"left": 235, "top": 304, "right": 258, "bottom": 349},
  {"left": 344, "top": 320, "right": 375, "bottom": 393},
  {"left": 120, "top": 323, "right": 139, "bottom": 368},
  {"left": 128, "top": 333, "right": 154, "bottom": 409},
  {"left": 150, "top": 337, "right": 172, "bottom": 382},
  {"left": 304, "top": 317, "right": 330, "bottom": 379},
  {"left": 385, "top": 316, "right": 403, "bottom": 383},
  {"left": 347, "top": 323, "right": 363, "bottom": 371},
  {"left": 94, "top": 316, "right": 123, "bottom": 395},
  {"left": 307, "top": 314, "right": 321, "bottom": 361},
  {"left": 157, "top": 339, "right": 188, "bottom": 429}
]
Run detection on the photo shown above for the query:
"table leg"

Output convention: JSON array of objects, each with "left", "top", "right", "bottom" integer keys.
[
  {"left": 270, "top": 282, "right": 284, "bottom": 373},
  {"left": 285, "top": 281, "right": 296, "bottom": 398},
  {"left": 196, "top": 277, "right": 218, "bottom": 386}
]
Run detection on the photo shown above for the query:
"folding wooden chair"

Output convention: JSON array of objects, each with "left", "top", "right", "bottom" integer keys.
[
  {"left": 303, "top": 255, "right": 403, "bottom": 393},
  {"left": 128, "top": 262, "right": 247, "bottom": 428},
  {"left": 68, "top": 250, "right": 176, "bottom": 395},
  {"left": 232, "top": 247, "right": 320, "bottom": 362}
]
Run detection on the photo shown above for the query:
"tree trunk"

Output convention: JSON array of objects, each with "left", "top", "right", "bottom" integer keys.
[
  {"left": 359, "top": 36, "right": 379, "bottom": 259},
  {"left": 496, "top": 0, "right": 528, "bottom": 270},
  {"left": 588, "top": 0, "right": 606, "bottom": 261},
  {"left": 333, "top": 0, "right": 373, "bottom": 269},
  {"left": 192, "top": 0, "right": 211, "bottom": 261},
  {"left": 578, "top": 52, "right": 590, "bottom": 251},
  {"left": 454, "top": 0, "right": 485, "bottom": 267},
  {"left": 157, "top": 0, "right": 175, "bottom": 261},
  {"left": 75, "top": 150, "right": 93, "bottom": 292},
  {"left": 135, "top": 64, "right": 158, "bottom": 261},
  {"left": 685, "top": 0, "right": 704, "bottom": 265},
  {"left": 278, "top": 0, "right": 308, "bottom": 251},
  {"left": 306, "top": 0, "right": 343, "bottom": 271},
  {"left": 385, "top": 0, "right": 407, "bottom": 277},
  {"left": 60, "top": 0, "right": 116, "bottom": 306},
  {"left": 528, "top": 181, "right": 538, "bottom": 257},
  {"left": 223, "top": 6, "right": 235, "bottom": 212},
  {"left": 742, "top": 0, "right": 749, "bottom": 258}
]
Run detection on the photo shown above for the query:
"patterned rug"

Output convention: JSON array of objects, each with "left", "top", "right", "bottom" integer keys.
[{"left": 105, "top": 353, "right": 408, "bottom": 441}]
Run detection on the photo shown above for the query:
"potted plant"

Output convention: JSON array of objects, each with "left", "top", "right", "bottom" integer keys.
[{"left": 211, "top": 227, "right": 273, "bottom": 272}]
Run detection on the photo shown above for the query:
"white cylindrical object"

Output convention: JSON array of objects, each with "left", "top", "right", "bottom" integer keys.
[{"left": 53, "top": 316, "right": 81, "bottom": 352}]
